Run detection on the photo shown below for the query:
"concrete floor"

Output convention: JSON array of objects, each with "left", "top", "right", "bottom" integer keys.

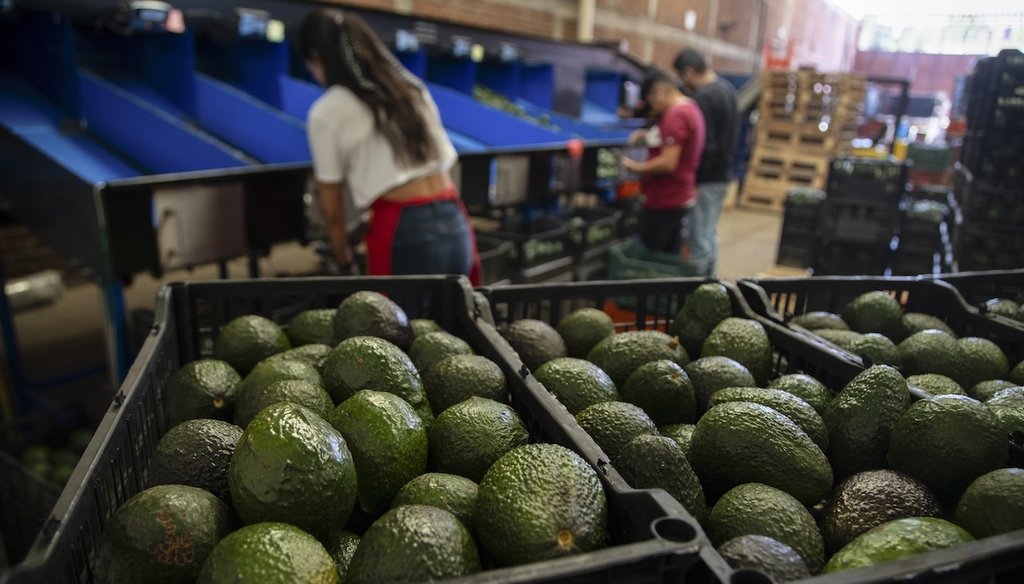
[{"left": 2, "top": 206, "right": 794, "bottom": 420}]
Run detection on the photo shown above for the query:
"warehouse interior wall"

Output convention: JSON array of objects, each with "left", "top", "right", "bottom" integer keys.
[
  {"left": 321, "top": 0, "right": 860, "bottom": 75},
  {"left": 853, "top": 51, "right": 981, "bottom": 97}
]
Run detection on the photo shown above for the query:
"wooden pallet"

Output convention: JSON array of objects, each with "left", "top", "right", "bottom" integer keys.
[
  {"left": 738, "top": 176, "right": 793, "bottom": 212},
  {"left": 757, "top": 123, "right": 839, "bottom": 154},
  {"left": 740, "top": 148, "right": 829, "bottom": 211}
]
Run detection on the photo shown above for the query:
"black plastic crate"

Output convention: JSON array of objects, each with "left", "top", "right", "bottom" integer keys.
[
  {"left": 934, "top": 270, "right": 1024, "bottom": 335},
  {"left": 961, "top": 184, "right": 1024, "bottom": 228},
  {"left": 890, "top": 252, "right": 940, "bottom": 276},
  {"left": 812, "top": 242, "right": 891, "bottom": 276},
  {"left": 477, "top": 237, "right": 513, "bottom": 285},
  {"left": 475, "top": 216, "right": 573, "bottom": 271},
  {"left": 609, "top": 196, "right": 645, "bottom": 238},
  {"left": 739, "top": 276, "right": 1024, "bottom": 364},
  {"left": 477, "top": 279, "right": 864, "bottom": 396},
  {"left": 777, "top": 235, "right": 816, "bottom": 269},
  {"left": 564, "top": 207, "right": 622, "bottom": 253},
  {"left": 822, "top": 200, "right": 899, "bottom": 247},
  {"left": 782, "top": 201, "right": 822, "bottom": 238},
  {"left": 827, "top": 157, "right": 907, "bottom": 203},
  {"left": 955, "top": 223, "right": 1024, "bottom": 272},
  {"left": 2, "top": 276, "right": 708, "bottom": 584}
]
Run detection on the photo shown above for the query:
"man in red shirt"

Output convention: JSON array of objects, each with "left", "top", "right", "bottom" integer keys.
[{"left": 623, "top": 70, "right": 706, "bottom": 254}]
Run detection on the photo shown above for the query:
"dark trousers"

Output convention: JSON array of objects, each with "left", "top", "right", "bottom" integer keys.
[{"left": 640, "top": 207, "right": 689, "bottom": 254}]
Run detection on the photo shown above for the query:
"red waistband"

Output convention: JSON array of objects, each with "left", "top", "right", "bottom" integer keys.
[{"left": 371, "top": 186, "right": 460, "bottom": 210}]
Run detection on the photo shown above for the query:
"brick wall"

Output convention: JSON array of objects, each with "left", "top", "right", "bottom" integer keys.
[{"left": 328, "top": 0, "right": 859, "bottom": 76}]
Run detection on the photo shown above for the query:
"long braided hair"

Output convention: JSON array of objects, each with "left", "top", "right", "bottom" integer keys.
[{"left": 299, "top": 9, "right": 438, "bottom": 166}]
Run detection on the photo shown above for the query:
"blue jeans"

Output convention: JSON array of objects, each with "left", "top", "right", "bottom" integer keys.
[
  {"left": 688, "top": 182, "right": 729, "bottom": 277},
  {"left": 390, "top": 200, "right": 473, "bottom": 277}
]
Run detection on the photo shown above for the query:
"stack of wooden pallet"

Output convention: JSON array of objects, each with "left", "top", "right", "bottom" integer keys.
[{"left": 740, "top": 70, "right": 867, "bottom": 211}]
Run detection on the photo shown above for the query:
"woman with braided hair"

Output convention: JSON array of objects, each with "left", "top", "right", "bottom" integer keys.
[{"left": 300, "top": 9, "right": 479, "bottom": 282}]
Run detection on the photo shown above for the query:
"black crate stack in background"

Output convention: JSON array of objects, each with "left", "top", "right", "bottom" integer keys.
[
  {"left": 958, "top": 48, "right": 1024, "bottom": 271},
  {"left": 776, "top": 187, "right": 825, "bottom": 269},
  {"left": 812, "top": 156, "right": 907, "bottom": 275}
]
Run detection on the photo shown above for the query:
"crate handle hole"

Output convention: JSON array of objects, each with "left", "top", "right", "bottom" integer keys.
[
  {"left": 730, "top": 569, "right": 775, "bottom": 584},
  {"left": 651, "top": 517, "right": 697, "bottom": 543}
]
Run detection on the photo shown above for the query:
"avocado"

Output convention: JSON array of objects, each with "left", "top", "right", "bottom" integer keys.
[
  {"left": 236, "top": 359, "right": 322, "bottom": 407},
  {"left": 147, "top": 419, "right": 243, "bottom": 503},
  {"left": 851, "top": 333, "right": 902, "bottom": 367},
  {"left": 670, "top": 282, "right": 733, "bottom": 356},
  {"left": 504, "top": 319, "right": 568, "bottom": 371},
  {"left": 897, "top": 329, "right": 965, "bottom": 384},
  {"left": 321, "top": 336, "right": 430, "bottom": 422},
  {"left": 228, "top": 403, "right": 358, "bottom": 539},
  {"left": 986, "top": 298, "right": 1020, "bottom": 319},
  {"left": 557, "top": 308, "right": 615, "bottom": 358},
  {"left": 814, "top": 329, "right": 863, "bottom": 351},
  {"left": 321, "top": 528, "right": 360, "bottom": 582},
  {"left": 287, "top": 309, "right": 336, "bottom": 347},
  {"left": 970, "top": 379, "right": 1018, "bottom": 402},
  {"left": 93, "top": 485, "right": 233, "bottom": 584},
  {"left": 955, "top": 468, "right": 1024, "bottom": 538},
  {"left": 958, "top": 337, "right": 1010, "bottom": 388},
  {"left": 197, "top": 522, "right": 338, "bottom": 584},
  {"left": 659, "top": 423, "right": 696, "bottom": 459},
  {"left": 423, "top": 354, "right": 507, "bottom": 414},
  {"left": 701, "top": 318, "right": 773, "bottom": 385},
  {"left": 791, "top": 311, "right": 849, "bottom": 331},
  {"left": 429, "top": 397, "right": 529, "bottom": 482},
  {"left": 328, "top": 390, "right": 428, "bottom": 515},
  {"left": 842, "top": 291, "right": 903, "bottom": 337},
  {"left": 333, "top": 291, "right": 413, "bottom": 350},
  {"left": 986, "top": 387, "right": 1024, "bottom": 435},
  {"left": 619, "top": 360, "right": 696, "bottom": 425},
  {"left": 824, "top": 365, "right": 910, "bottom": 480},
  {"left": 575, "top": 401, "right": 658, "bottom": 459},
  {"left": 165, "top": 360, "right": 242, "bottom": 425},
  {"left": 347, "top": 505, "right": 480, "bottom": 582},
  {"left": 588, "top": 331, "right": 689, "bottom": 388},
  {"left": 895, "top": 313, "right": 955, "bottom": 341},
  {"left": 260, "top": 344, "right": 333, "bottom": 373},
  {"left": 534, "top": 357, "right": 619, "bottom": 415},
  {"left": 613, "top": 434, "right": 707, "bottom": 523},
  {"left": 411, "top": 318, "right": 443, "bottom": 338},
  {"left": 390, "top": 473, "right": 479, "bottom": 537},
  {"left": 823, "top": 518, "right": 973, "bottom": 574},
  {"left": 234, "top": 379, "right": 333, "bottom": 429},
  {"left": 475, "top": 444, "right": 607, "bottom": 567},
  {"left": 768, "top": 374, "right": 832, "bottom": 415},
  {"left": 888, "top": 395, "right": 1006, "bottom": 504},
  {"left": 907, "top": 373, "right": 965, "bottom": 396},
  {"left": 1013, "top": 360, "right": 1024, "bottom": 385},
  {"left": 707, "top": 482, "right": 825, "bottom": 573},
  {"left": 820, "top": 470, "right": 942, "bottom": 554},
  {"left": 409, "top": 331, "right": 474, "bottom": 374},
  {"left": 717, "top": 535, "right": 811, "bottom": 582},
  {"left": 213, "top": 315, "right": 290, "bottom": 375},
  {"left": 691, "top": 402, "right": 833, "bottom": 506},
  {"left": 708, "top": 387, "right": 828, "bottom": 451},
  {"left": 684, "top": 356, "right": 757, "bottom": 414}
]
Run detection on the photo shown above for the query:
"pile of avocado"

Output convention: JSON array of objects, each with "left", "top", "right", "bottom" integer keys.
[
  {"left": 509, "top": 283, "right": 1024, "bottom": 582},
  {"left": 18, "top": 427, "right": 93, "bottom": 488},
  {"left": 93, "top": 291, "right": 611, "bottom": 584},
  {"left": 982, "top": 295, "right": 1024, "bottom": 323}
]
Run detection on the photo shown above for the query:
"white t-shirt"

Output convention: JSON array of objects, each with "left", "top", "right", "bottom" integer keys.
[{"left": 307, "top": 84, "right": 458, "bottom": 212}]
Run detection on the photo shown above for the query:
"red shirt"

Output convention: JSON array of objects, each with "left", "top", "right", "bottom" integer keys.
[{"left": 643, "top": 100, "right": 706, "bottom": 209}]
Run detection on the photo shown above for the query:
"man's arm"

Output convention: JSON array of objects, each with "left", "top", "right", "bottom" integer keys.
[
  {"left": 623, "top": 145, "right": 682, "bottom": 175},
  {"left": 317, "top": 181, "right": 355, "bottom": 269}
]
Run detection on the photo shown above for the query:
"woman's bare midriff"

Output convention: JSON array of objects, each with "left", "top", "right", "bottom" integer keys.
[{"left": 379, "top": 171, "right": 453, "bottom": 202}]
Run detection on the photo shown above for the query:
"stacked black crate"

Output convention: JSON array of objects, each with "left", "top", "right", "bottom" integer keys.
[
  {"left": 892, "top": 199, "right": 949, "bottom": 276},
  {"left": 776, "top": 187, "right": 824, "bottom": 269},
  {"left": 958, "top": 49, "right": 1024, "bottom": 271},
  {"left": 814, "top": 157, "right": 906, "bottom": 275}
]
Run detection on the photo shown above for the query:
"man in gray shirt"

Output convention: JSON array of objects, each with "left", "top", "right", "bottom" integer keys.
[{"left": 674, "top": 48, "right": 738, "bottom": 277}]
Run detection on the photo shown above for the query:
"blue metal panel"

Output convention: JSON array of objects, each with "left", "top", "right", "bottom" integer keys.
[
  {"left": 513, "top": 99, "right": 631, "bottom": 142},
  {"left": 199, "top": 37, "right": 290, "bottom": 108},
  {"left": 0, "top": 13, "right": 81, "bottom": 120},
  {"left": 427, "top": 56, "right": 477, "bottom": 95},
  {"left": 0, "top": 73, "right": 139, "bottom": 184},
  {"left": 478, "top": 61, "right": 521, "bottom": 99},
  {"left": 104, "top": 75, "right": 191, "bottom": 119},
  {"left": 125, "top": 31, "right": 198, "bottom": 118},
  {"left": 584, "top": 69, "right": 625, "bottom": 116},
  {"left": 80, "top": 71, "right": 249, "bottom": 174},
  {"left": 397, "top": 49, "right": 427, "bottom": 79},
  {"left": 195, "top": 74, "right": 310, "bottom": 164},
  {"left": 279, "top": 75, "right": 324, "bottom": 121},
  {"left": 520, "top": 63, "right": 554, "bottom": 111},
  {"left": 447, "top": 131, "right": 487, "bottom": 153},
  {"left": 428, "top": 83, "right": 570, "bottom": 148}
]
